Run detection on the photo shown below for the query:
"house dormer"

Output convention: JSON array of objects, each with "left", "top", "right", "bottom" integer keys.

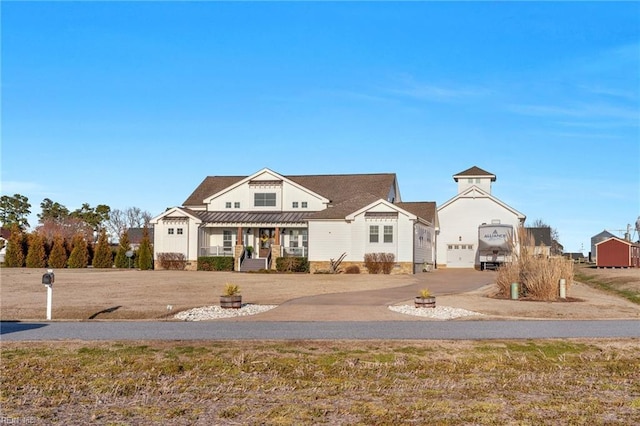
[{"left": 453, "top": 166, "right": 496, "bottom": 195}]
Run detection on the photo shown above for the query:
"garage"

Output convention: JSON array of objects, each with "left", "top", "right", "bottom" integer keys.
[{"left": 446, "top": 243, "right": 476, "bottom": 268}]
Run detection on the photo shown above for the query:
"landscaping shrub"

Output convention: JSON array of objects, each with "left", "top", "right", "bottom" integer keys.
[
  {"left": 92, "top": 229, "right": 113, "bottom": 268},
  {"left": 276, "top": 257, "right": 309, "bottom": 273},
  {"left": 47, "top": 235, "right": 68, "bottom": 268},
  {"left": 67, "top": 234, "right": 89, "bottom": 269},
  {"left": 197, "top": 256, "right": 234, "bottom": 271},
  {"left": 4, "top": 227, "right": 25, "bottom": 267},
  {"left": 344, "top": 265, "right": 361, "bottom": 274},
  {"left": 25, "top": 233, "right": 46, "bottom": 268},
  {"left": 363, "top": 253, "right": 395, "bottom": 274},
  {"left": 496, "top": 227, "right": 574, "bottom": 300},
  {"left": 136, "top": 227, "right": 153, "bottom": 271},
  {"left": 158, "top": 252, "right": 187, "bottom": 270}
]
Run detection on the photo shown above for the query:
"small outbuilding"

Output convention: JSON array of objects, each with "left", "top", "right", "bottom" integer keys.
[{"left": 595, "top": 237, "right": 640, "bottom": 268}]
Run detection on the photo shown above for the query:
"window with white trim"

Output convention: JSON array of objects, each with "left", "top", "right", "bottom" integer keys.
[
  {"left": 177, "top": 228, "right": 183, "bottom": 235},
  {"left": 223, "top": 230, "right": 232, "bottom": 252},
  {"left": 168, "top": 228, "right": 174, "bottom": 235},
  {"left": 369, "top": 225, "right": 379, "bottom": 243},
  {"left": 383, "top": 226, "right": 393, "bottom": 243},
  {"left": 234, "top": 202, "right": 240, "bottom": 208},
  {"left": 301, "top": 201, "right": 308, "bottom": 208},
  {"left": 292, "top": 202, "right": 299, "bottom": 208},
  {"left": 254, "top": 193, "right": 276, "bottom": 207},
  {"left": 225, "top": 202, "right": 231, "bottom": 208}
]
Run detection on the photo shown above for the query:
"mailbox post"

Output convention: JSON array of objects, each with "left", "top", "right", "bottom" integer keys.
[{"left": 42, "top": 269, "right": 55, "bottom": 320}]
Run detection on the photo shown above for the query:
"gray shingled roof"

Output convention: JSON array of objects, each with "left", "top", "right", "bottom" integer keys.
[
  {"left": 526, "top": 227, "right": 552, "bottom": 246},
  {"left": 183, "top": 176, "right": 245, "bottom": 206},
  {"left": 127, "top": 227, "right": 154, "bottom": 244},
  {"left": 307, "top": 194, "right": 383, "bottom": 220},
  {"left": 287, "top": 174, "right": 397, "bottom": 204},
  {"left": 396, "top": 202, "right": 437, "bottom": 224},
  {"left": 453, "top": 166, "right": 496, "bottom": 182},
  {"left": 179, "top": 171, "right": 436, "bottom": 225},
  {"left": 183, "top": 173, "right": 397, "bottom": 207}
]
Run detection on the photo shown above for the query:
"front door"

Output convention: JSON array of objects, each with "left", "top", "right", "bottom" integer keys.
[{"left": 258, "top": 228, "right": 275, "bottom": 258}]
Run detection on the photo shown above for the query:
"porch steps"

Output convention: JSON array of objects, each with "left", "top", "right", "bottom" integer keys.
[{"left": 240, "top": 258, "right": 267, "bottom": 272}]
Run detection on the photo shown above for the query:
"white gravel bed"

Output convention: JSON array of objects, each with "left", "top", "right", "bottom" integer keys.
[
  {"left": 389, "top": 305, "right": 484, "bottom": 320},
  {"left": 175, "top": 304, "right": 277, "bottom": 321}
]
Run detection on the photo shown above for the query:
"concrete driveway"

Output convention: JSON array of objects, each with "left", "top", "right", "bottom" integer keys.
[{"left": 230, "top": 269, "right": 497, "bottom": 321}]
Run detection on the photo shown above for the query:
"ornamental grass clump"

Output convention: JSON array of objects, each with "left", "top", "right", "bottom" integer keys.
[
  {"left": 223, "top": 283, "right": 240, "bottom": 297},
  {"left": 419, "top": 288, "right": 432, "bottom": 299},
  {"left": 497, "top": 227, "right": 574, "bottom": 300}
]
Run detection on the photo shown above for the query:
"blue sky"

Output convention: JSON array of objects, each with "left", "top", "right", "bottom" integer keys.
[{"left": 2, "top": 1, "right": 639, "bottom": 254}]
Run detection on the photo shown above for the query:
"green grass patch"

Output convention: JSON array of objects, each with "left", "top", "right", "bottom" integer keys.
[{"left": 575, "top": 267, "right": 640, "bottom": 305}]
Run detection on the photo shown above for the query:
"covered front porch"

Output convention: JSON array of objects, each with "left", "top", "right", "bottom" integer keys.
[{"left": 195, "top": 211, "right": 312, "bottom": 271}]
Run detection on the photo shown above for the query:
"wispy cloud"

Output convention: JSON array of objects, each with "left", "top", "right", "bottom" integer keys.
[
  {"left": 579, "top": 85, "right": 638, "bottom": 102},
  {"left": 507, "top": 102, "right": 639, "bottom": 122},
  {"left": 384, "top": 74, "right": 491, "bottom": 102}
]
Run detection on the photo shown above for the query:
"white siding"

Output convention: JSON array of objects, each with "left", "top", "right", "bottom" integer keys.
[
  {"left": 308, "top": 221, "right": 353, "bottom": 261},
  {"left": 438, "top": 197, "right": 521, "bottom": 268},
  {"left": 309, "top": 202, "right": 419, "bottom": 265},
  {"left": 154, "top": 219, "right": 193, "bottom": 261},
  {"left": 414, "top": 223, "right": 435, "bottom": 266},
  {"left": 457, "top": 177, "right": 492, "bottom": 194},
  {"left": 205, "top": 173, "right": 326, "bottom": 212}
]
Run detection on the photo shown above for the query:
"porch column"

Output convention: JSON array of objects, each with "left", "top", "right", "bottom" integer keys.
[
  {"left": 272, "top": 226, "right": 282, "bottom": 270},
  {"left": 234, "top": 226, "right": 244, "bottom": 271}
]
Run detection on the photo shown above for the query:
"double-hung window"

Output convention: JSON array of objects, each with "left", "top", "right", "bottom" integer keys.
[
  {"left": 370, "top": 225, "right": 393, "bottom": 243},
  {"left": 369, "top": 226, "right": 379, "bottom": 243},
  {"left": 383, "top": 226, "right": 393, "bottom": 243},
  {"left": 254, "top": 193, "right": 276, "bottom": 207}
]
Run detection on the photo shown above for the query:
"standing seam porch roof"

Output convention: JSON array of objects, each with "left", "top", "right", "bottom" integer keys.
[{"left": 189, "top": 210, "right": 315, "bottom": 225}]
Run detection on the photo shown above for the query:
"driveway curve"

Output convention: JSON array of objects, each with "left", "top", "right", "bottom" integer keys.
[{"left": 231, "top": 269, "right": 497, "bottom": 321}]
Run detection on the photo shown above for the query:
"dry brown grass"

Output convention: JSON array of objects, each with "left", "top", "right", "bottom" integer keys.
[
  {"left": 497, "top": 228, "right": 574, "bottom": 300},
  {"left": 1, "top": 339, "right": 638, "bottom": 425},
  {"left": 575, "top": 264, "right": 640, "bottom": 304}
]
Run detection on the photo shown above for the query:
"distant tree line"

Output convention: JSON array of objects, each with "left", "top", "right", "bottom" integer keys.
[{"left": 0, "top": 194, "right": 154, "bottom": 270}]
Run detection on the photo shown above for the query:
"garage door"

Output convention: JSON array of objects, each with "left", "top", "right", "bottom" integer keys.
[{"left": 446, "top": 244, "right": 475, "bottom": 268}]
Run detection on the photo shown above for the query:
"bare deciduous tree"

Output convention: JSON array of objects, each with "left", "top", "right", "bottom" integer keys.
[{"left": 107, "top": 207, "right": 152, "bottom": 238}]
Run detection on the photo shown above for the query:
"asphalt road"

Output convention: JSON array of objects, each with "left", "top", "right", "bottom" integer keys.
[{"left": 2, "top": 320, "right": 639, "bottom": 341}]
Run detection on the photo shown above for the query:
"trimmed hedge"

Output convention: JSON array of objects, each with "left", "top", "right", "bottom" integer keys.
[
  {"left": 276, "top": 257, "right": 309, "bottom": 273},
  {"left": 198, "top": 256, "right": 234, "bottom": 271}
]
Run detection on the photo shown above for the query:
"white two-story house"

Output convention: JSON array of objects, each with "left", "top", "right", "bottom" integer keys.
[{"left": 151, "top": 168, "right": 438, "bottom": 274}]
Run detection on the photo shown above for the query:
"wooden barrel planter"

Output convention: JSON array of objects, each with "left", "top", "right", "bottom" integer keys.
[
  {"left": 220, "top": 295, "right": 242, "bottom": 309},
  {"left": 414, "top": 296, "right": 436, "bottom": 309}
]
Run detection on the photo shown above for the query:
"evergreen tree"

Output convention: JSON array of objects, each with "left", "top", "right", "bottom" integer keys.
[
  {"left": 48, "top": 234, "right": 68, "bottom": 268},
  {"left": 25, "top": 233, "right": 47, "bottom": 268},
  {"left": 137, "top": 227, "right": 153, "bottom": 270},
  {"left": 4, "top": 226, "right": 25, "bottom": 267},
  {"left": 92, "top": 229, "right": 113, "bottom": 268},
  {"left": 67, "top": 234, "right": 89, "bottom": 268},
  {"left": 0, "top": 194, "right": 31, "bottom": 230},
  {"left": 114, "top": 230, "right": 131, "bottom": 268}
]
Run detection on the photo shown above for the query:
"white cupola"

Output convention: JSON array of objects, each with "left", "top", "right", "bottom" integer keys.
[{"left": 453, "top": 166, "right": 496, "bottom": 195}]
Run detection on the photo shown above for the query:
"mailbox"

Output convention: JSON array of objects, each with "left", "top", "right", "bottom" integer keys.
[{"left": 42, "top": 272, "right": 55, "bottom": 286}]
